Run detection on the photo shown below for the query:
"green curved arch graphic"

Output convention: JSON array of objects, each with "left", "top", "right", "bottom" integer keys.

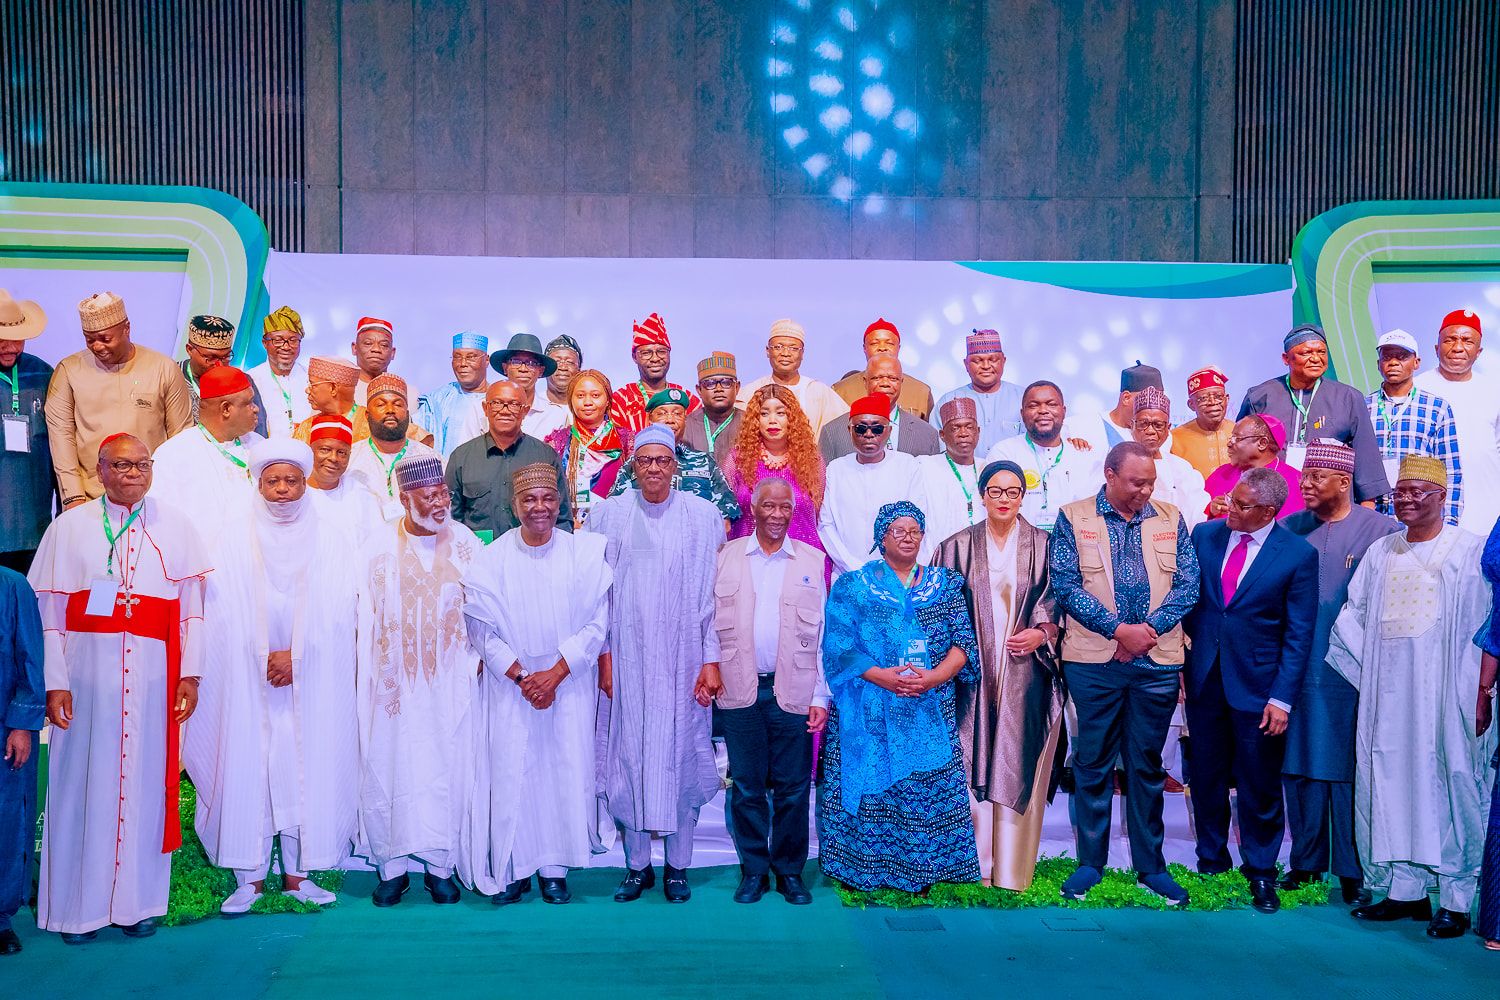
[
  {"left": 1291, "top": 199, "right": 1500, "bottom": 393},
  {"left": 0, "top": 181, "right": 270, "bottom": 362}
]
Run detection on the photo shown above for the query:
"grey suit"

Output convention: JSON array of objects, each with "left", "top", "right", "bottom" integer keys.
[{"left": 819, "top": 410, "right": 943, "bottom": 463}]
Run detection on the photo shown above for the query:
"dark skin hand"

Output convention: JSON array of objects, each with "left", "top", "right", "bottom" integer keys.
[
  {"left": 511, "top": 657, "right": 570, "bottom": 710},
  {"left": 598, "top": 651, "right": 613, "bottom": 698},
  {"left": 4, "top": 729, "right": 32, "bottom": 769},
  {"left": 267, "top": 650, "right": 294, "bottom": 688},
  {"left": 1478, "top": 651, "right": 1497, "bottom": 738},
  {"left": 50, "top": 677, "right": 198, "bottom": 727}
]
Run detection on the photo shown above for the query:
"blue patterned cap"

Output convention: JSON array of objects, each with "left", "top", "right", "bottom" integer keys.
[
  {"left": 633, "top": 423, "right": 677, "bottom": 454},
  {"left": 872, "top": 500, "right": 926, "bottom": 553},
  {"left": 394, "top": 454, "right": 446, "bottom": 493},
  {"left": 452, "top": 330, "right": 488, "bottom": 351}
]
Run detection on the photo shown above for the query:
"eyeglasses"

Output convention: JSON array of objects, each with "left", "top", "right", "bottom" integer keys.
[
  {"left": 1190, "top": 391, "right": 1227, "bottom": 404},
  {"left": 984, "top": 486, "right": 1025, "bottom": 501},
  {"left": 1227, "top": 499, "right": 1273, "bottom": 513},
  {"left": 633, "top": 454, "right": 677, "bottom": 470},
  {"left": 1134, "top": 419, "right": 1169, "bottom": 432},
  {"left": 486, "top": 400, "right": 526, "bottom": 412},
  {"left": 108, "top": 460, "right": 153, "bottom": 473},
  {"left": 635, "top": 348, "right": 669, "bottom": 361},
  {"left": 769, "top": 344, "right": 802, "bottom": 355},
  {"left": 887, "top": 527, "right": 924, "bottom": 542},
  {"left": 700, "top": 377, "right": 737, "bottom": 391},
  {"left": 1391, "top": 486, "right": 1444, "bottom": 501},
  {"left": 852, "top": 423, "right": 888, "bottom": 436},
  {"left": 505, "top": 357, "right": 545, "bottom": 371},
  {"left": 263, "top": 336, "right": 301, "bottom": 348},
  {"left": 1226, "top": 434, "right": 1267, "bottom": 445}
]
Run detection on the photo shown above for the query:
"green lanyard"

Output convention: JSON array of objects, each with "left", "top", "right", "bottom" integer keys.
[
  {"left": 945, "top": 453, "right": 977, "bottom": 521},
  {"left": 703, "top": 412, "right": 733, "bottom": 453},
  {"left": 369, "top": 437, "right": 409, "bottom": 495},
  {"left": 1026, "top": 436, "right": 1066, "bottom": 508},
  {"left": 100, "top": 497, "right": 143, "bottom": 578},
  {"left": 1375, "top": 391, "right": 1409, "bottom": 456},
  {"left": 0, "top": 365, "right": 19, "bottom": 415},
  {"left": 267, "top": 369, "right": 295, "bottom": 425},
  {"left": 199, "top": 424, "right": 250, "bottom": 477},
  {"left": 1282, "top": 376, "right": 1321, "bottom": 445}
]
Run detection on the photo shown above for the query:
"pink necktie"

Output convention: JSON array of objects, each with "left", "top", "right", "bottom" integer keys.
[{"left": 1221, "top": 532, "right": 1252, "bottom": 605}]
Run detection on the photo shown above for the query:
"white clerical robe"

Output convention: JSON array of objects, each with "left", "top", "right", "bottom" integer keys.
[
  {"left": 355, "top": 520, "right": 482, "bottom": 872},
  {"left": 248, "top": 360, "right": 312, "bottom": 438},
  {"left": 346, "top": 437, "right": 443, "bottom": 522},
  {"left": 311, "top": 477, "right": 390, "bottom": 543},
  {"left": 148, "top": 425, "right": 262, "bottom": 554},
  {"left": 1149, "top": 451, "right": 1209, "bottom": 530},
  {"left": 461, "top": 526, "right": 612, "bottom": 891},
  {"left": 818, "top": 451, "right": 925, "bottom": 576},
  {"left": 184, "top": 500, "right": 360, "bottom": 872},
  {"left": 27, "top": 497, "right": 210, "bottom": 933},
  {"left": 1327, "top": 526, "right": 1497, "bottom": 889},
  {"left": 915, "top": 452, "right": 981, "bottom": 560}
]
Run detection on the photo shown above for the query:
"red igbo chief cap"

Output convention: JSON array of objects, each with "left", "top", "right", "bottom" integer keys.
[
  {"left": 308, "top": 413, "right": 354, "bottom": 444},
  {"left": 1441, "top": 309, "right": 1481, "bottom": 336},
  {"left": 198, "top": 365, "right": 252, "bottom": 398},
  {"left": 863, "top": 318, "right": 899, "bottom": 343},
  {"left": 850, "top": 393, "right": 892, "bottom": 420}
]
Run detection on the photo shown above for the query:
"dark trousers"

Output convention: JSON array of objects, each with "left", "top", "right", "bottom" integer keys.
[
  {"left": 1064, "top": 660, "right": 1179, "bottom": 875},
  {"left": 717, "top": 675, "right": 813, "bottom": 877},
  {"left": 0, "top": 728, "right": 37, "bottom": 932},
  {"left": 1185, "top": 663, "right": 1286, "bottom": 879},
  {"left": 1283, "top": 775, "right": 1360, "bottom": 880}
]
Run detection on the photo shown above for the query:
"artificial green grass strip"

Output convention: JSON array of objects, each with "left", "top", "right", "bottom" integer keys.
[
  {"left": 165, "top": 781, "right": 346, "bottom": 926},
  {"left": 836, "top": 855, "right": 1331, "bottom": 912}
]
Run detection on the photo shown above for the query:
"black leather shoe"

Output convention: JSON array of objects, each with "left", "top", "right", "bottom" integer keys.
[
  {"left": 1427, "top": 908, "right": 1471, "bottom": 939},
  {"left": 1339, "top": 877, "right": 1372, "bottom": 906},
  {"left": 614, "top": 867, "right": 655, "bottom": 902},
  {"left": 777, "top": 873, "right": 813, "bottom": 905},
  {"left": 60, "top": 930, "right": 98, "bottom": 945},
  {"left": 425, "top": 873, "right": 461, "bottom": 904},
  {"left": 0, "top": 928, "right": 21, "bottom": 955},
  {"left": 372, "top": 873, "right": 410, "bottom": 907},
  {"left": 493, "top": 877, "right": 532, "bottom": 906},
  {"left": 120, "top": 918, "right": 156, "bottom": 938},
  {"left": 734, "top": 874, "right": 769, "bottom": 903},
  {"left": 1248, "top": 878, "right": 1281, "bottom": 914},
  {"left": 1352, "top": 896, "right": 1431, "bottom": 922},
  {"left": 663, "top": 865, "right": 691, "bottom": 903},
  {"left": 1275, "top": 869, "right": 1320, "bottom": 891},
  {"left": 539, "top": 877, "right": 571, "bottom": 904}
]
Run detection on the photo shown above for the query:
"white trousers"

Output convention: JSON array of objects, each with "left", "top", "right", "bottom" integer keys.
[
  {"left": 1388, "top": 861, "right": 1478, "bottom": 913},
  {"left": 234, "top": 832, "right": 307, "bottom": 887}
]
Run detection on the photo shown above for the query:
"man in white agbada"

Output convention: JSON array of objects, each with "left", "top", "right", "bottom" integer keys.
[
  {"left": 303, "top": 412, "right": 388, "bottom": 538},
  {"left": 147, "top": 364, "right": 263, "bottom": 553},
  {"left": 356, "top": 453, "right": 482, "bottom": 906},
  {"left": 1328, "top": 454, "right": 1497, "bottom": 939},
  {"left": 986, "top": 381, "right": 1105, "bottom": 533},
  {"left": 462, "top": 462, "right": 611, "bottom": 905},
  {"left": 247, "top": 306, "right": 312, "bottom": 438},
  {"left": 28, "top": 433, "right": 210, "bottom": 942},
  {"left": 916, "top": 396, "right": 984, "bottom": 560},
  {"left": 1130, "top": 387, "right": 1208, "bottom": 529},
  {"left": 818, "top": 393, "right": 926, "bottom": 577},
  {"left": 585, "top": 424, "right": 724, "bottom": 903},
  {"left": 184, "top": 438, "right": 359, "bottom": 916},
  {"left": 346, "top": 374, "right": 443, "bottom": 522}
]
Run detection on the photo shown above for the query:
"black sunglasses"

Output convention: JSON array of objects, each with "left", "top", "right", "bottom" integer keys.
[{"left": 853, "top": 422, "right": 888, "bottom": 436}]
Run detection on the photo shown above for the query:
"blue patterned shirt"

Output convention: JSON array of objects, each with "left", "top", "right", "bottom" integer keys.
[
  {"left": 1049, "top": 488, "right": 1200, "bottom": 669},
  {"left": 1364, "top": 385, "right": 1464, "bottom": 526}
]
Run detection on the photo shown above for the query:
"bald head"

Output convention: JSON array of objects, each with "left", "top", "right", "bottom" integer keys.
[
  {"left": 863, "top": 354, "right": 904, "bottom": 403},
  {"left": 484, "top": 379, "right": 526, "bottom": 439}
]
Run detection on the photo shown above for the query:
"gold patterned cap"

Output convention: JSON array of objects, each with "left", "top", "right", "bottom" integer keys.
[
  {"left": 187, "top": 314, "right": 236, "bottom": 350},
  {"left": 511, "top": 462, "right": 559, "bottom": 495},
  {"left": 1396, "top": 455, "right": 1446, "bottom": 488},
  {"left": 78, "top": 291, "right": 127, "bottom": 332}
]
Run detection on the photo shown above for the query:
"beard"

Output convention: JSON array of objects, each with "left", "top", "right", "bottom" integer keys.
[
  {"left": 411, "top": 508, "right": 448, "bottom": 534},
  {"left": 369, "top": 416, "right": 409, "bottom": 442}
]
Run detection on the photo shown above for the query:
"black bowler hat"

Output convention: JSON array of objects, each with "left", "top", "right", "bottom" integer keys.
[{"left": 491, "top": 333, "right": 558, "bottom": 376}]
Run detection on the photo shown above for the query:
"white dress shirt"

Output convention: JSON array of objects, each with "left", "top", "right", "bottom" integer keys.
[
  {"left": 744, "top": 535, "right": 829, "bottom": 707},
  {"left": 1218, "top": 519, "right": 1289, "bottom": 712}
]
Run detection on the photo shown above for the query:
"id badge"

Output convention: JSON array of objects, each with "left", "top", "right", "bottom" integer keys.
[
  {"left": 1284, "top": 444, "right": 1307, "bottom": 471},
  {"left": 2, "top": 414, "right": 27, "bottom": 452},
  {"left": 1383, "top": 457, "right": 1401, "bottom": 488},
  {"left": 86, "top": 578, "right": 120, "bottom": 617}
]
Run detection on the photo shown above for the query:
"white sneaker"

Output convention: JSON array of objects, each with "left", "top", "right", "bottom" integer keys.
[
  {"left": 221, "top": 883, "right": 263, "bottom": 916},
  {"left": 285, "top": 881, "right": 337, "bottom": 906}
]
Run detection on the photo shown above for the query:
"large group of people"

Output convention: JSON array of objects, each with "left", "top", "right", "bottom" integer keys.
[{"left": 1, "top": 285, "right": 1499, "bottom": 956}]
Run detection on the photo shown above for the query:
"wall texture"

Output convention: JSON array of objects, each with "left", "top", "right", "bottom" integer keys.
[{"left": 307, "top": 0, "right": 1238, "bottom": 261}]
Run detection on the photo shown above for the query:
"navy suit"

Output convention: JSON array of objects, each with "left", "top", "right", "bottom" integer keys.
[{"left": 1184, "top": 520, "right": 1318, "bottom": 878}]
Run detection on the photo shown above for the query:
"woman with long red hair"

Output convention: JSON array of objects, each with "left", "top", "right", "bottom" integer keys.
[
  {"left": 724, "top": 384, "right": 826, "bottom": 554},
  {"left": 544, "top": 370, "right": 634, "bottom": 529}
]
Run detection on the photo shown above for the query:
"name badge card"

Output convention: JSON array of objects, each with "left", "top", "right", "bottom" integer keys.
[
  {"left": 3, "top": 415, "right": 27, "bottom": 452},
  {"left": 1284, "top": 444, "right": 1307, "bottom": 471},
  {"left": 86, "top": 578, "right": 121, "bottom": 617}
]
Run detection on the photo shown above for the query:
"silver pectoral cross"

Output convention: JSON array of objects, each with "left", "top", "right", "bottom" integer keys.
[{"left": 117, "top": 591, "right": 140, "bottom": 618}]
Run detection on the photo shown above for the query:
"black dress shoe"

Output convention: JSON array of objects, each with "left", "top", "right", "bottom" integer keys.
[
  {"left": 734, "top": 874, "right": 769, "bottom": 903},
  {"left": 60, "top": 930, "right": 98, "bottom": 945},
  {"left": 1248, "top": 878, "right": 1281, "bottom": 914},
  {"left": 1275, "top": 869, "right": 1320, "bottom": 891},
  {"left": 0, "top": 928, "right": 21, "bottom": 955},
  {"left": 614, "top": 867, "right": 655, "bottom": 902},
  {"left": 663, "top": 865, "right": 691, "bottom": 903},
  {"left": 372, "top": 872, "right": 411, "bottom": 907},
  {"left": 1427, "top": 908, "right": 1471, "bottom": 939},
  {"left": 425, "top": 873, "right": 461, "bottom": 904},
  {"left": 1339, "top": 877, "right": 1372, "bottom": 906},
  {"left": 1352, "top": 896, "right": 1431, "bottom": 922},
  {"left": 120, "top": 918, "right": 156, "bottom": 938},
  {"left": 539, "top": 877, "right": 571, "bottom": 904},
  {"left": 777, "top": 873, "right": 813, "bottom": 905},
  {"left": 493, "top": 877, "right": 532, "bottom": 906}
]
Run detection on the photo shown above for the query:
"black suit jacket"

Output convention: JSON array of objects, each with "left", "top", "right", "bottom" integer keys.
[
  {"left": 1184, "top": 519, "right": 1319, "bottom": 713},
  {"left": 818, "top": 411, "right": 942, "bottom": 463}
]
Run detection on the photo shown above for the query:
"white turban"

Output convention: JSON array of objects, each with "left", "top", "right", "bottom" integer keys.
[{"left": 248, "top": 437, "right": 314, "bottom": 479}]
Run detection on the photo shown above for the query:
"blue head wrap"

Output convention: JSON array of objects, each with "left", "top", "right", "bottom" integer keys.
[
  {"left": 1283, "top": 324, "right": 1326, "bottom": 351},
  {"left": 871, "top": 500, "right": 926, "bottom": 553},
  {"left": 978, "top": 460, "right": 1026, "bottom": 493},
  {"left": 453, "top": 330, "right": 488, "bottom": 351}
]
